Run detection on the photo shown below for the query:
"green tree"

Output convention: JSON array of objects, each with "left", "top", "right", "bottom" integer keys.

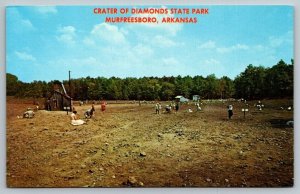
[
  {"left": 218, "top": 76, "right": 234, "bottom": 99},
  {"left": 265, "top": 59, "right": 293, "bottom": 98},
  {"left": 160, "top": 82, "right": 175, "bottom": 100},
  {"left": 234, "top": 65, "right": 266, "bottom": 100},
  {"left": 6, "top": 73, "right": 20, "bottom": 96},
  {"left": 204, "top": 74, "right": 218, "bottom": 99}
]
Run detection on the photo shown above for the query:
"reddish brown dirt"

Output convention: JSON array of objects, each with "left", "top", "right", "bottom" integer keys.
[{"left": 6, "top": 97, "right": 293, "bottom": 187}]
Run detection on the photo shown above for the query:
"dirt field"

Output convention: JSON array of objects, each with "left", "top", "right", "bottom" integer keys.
[{"left": 6, "top": 97, "right": 294, "bottom": 187}]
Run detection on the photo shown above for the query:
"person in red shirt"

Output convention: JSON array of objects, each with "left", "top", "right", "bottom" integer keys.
[{"left": 101, "top": 101, "right": 106, "bottom": 112}]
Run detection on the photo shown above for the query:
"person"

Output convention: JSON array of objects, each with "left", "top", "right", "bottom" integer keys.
[
  {"left": 175, "top": 102, "right": 179, "bottom": 113},
  {"left": 196, "top": 102, "right": 201, "bottom": 111},
  {"left": 228, "top": 104, "right": 233, "bottom": 119},
  {"left": 155, "top": 103, "right": 162, "bottom": 114},
  {"left": 155, "top": 103, "right": 159, "bottom": 114},
  {"left": 172, "top": 102, "right": 176, "bottom": 111},
  {"left": 70, "top": 111, "right": 86, "bottom": 125},
  {"left": 165, "top": 105, "right": 171, "bottom": 113},
  {"left": 79, "top": 101, "right": 83, "bottom": 106},
  {"left": 34, "top": 101, "right": 39, "bottom": 111},
  {"left": 101, "top": 101, "right": 106, "bottom": 112},
  {"left": 46, "top": 98, "right": 51, "bottom": 111},
  {"left": 85, "top": 104, "right": 95, "bottom": 118},
  {"left": 256, "top": 100, "right": 263, "bottom": 111},
  {"left": 23, "top": 108, "right": 35, "bottom": 118}
]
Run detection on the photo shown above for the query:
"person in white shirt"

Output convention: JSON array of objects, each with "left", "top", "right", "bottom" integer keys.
[
  {"left": 228, "top": 104, "right": 233, "bottom": 119},
  {"left": 23, "top": 108, "right": 35, "bottom": 118},
  {"left": 70, "top": 111, "right": 86, "bottom": 125}
]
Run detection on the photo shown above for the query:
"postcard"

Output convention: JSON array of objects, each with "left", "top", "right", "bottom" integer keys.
[{"left": 6, "top": 5, "right": 294, "bottom": 187}]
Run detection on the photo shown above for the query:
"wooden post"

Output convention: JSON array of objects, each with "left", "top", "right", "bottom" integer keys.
[
  {"left": 69, "top": 70, "right": 71, "bottom": 97},
  {"left": 242, "top": 108, "right": 249, "bottom": 119},
  {"left": 69, "top": 70, "right": 72, "bottom": 114}
]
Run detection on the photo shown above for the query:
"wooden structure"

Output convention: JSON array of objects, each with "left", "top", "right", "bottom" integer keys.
[{"left": 46, "top": 83, "right": 72, "bottom": 111}]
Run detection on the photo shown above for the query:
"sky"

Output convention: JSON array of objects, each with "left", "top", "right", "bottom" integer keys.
[{"left": 6, "top": 5, "right": 293, "bottom": 83}]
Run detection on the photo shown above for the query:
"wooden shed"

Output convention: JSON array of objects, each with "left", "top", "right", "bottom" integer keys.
[{"left": 46, "top": 83, "right": 72, "bottom": 111}]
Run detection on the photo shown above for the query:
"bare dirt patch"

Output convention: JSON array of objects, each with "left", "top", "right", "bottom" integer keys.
[{"left": 6, "top": 98, "right": 293, "bottom": 187}]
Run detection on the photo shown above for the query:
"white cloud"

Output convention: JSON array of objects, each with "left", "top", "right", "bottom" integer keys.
[
  {"left": 20, "top": 19, "right": 34, "bottom": 29},
  {"left": 132, "top": 44, "right": 153, "bottom": 57},
  {"left": 47, "top": 57, "right": 100, "bottom": 70},
  {"left": 269, "top": 31, "right": 293, "bottom": 48},
  {"left": 198, "top": 41, "right": 249, "bottom": 54},
  {"left": 34, "top": 6, "right": 57, "bottom": 14},
  {"left": 58, "top": 26, "right": 76, "bottom": 35},
  {"left": 269, "top": 37, "right": 284, "bottom": 47},
  {"left": 217, "top": 44, "right": 249, "bottom": 53},
  {"left": 253, "top": 44, "right": 266, "bottom": 51},
  {"left": 7, "top": 8, "right": 35, "bottom": 31},
  {"left": 235, "top": 44, "right": 249, "bottom": 50},
  {"left": 162, "top": 57, "right": 180, "bottom": 66},
  {"left": 153, "top": 35, "right": 178, "bottom": 47},
  {"left": 70, "top": 57, "right": 98, "bottom": 66},
  {"left": 83, "top": 37, "right": 95, "bottom": 46},
  {"left": 56, "top": 26, "right": 76, "bottom": 45},
  {"left": 120, "top": 28, "right": 129, "bottom": 35},
  {"left": 90, "top": 23, "right": 126, "bottom": 44},
  {"left": 15, "top": 51, "right": 36, "bottom": 61},
  {"left": 82, "top": 57, "right": 97, "bottom": 66},
  {"left": 198, "top": 40, "right": 216, "bottom": 49},
  {"left": 204, "top": 58, "right": 220, "bottom": 65}
]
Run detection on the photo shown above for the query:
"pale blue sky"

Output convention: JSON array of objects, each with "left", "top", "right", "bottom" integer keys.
[{"left": 6, "top": 5, "right": 293, "bottom": 83}]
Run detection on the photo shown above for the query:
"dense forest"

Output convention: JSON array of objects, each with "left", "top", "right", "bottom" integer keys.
[{"left": 7, "top": 59, "right": 293, "bottom": 101}]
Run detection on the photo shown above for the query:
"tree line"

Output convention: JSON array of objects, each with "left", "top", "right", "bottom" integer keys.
[{"left": 7, "top": 59, "right": 293, "bottom": 101}]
